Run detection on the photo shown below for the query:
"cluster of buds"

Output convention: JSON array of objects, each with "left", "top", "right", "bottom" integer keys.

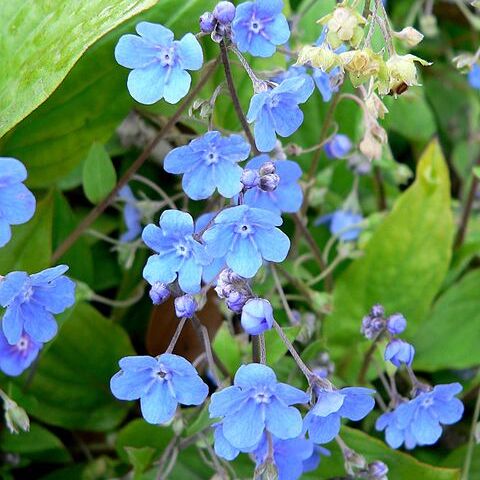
[
  {"left": 199, "top": 1, "right": 236, "bottom": 43},
  {"left": 215, "top": 268, "right": 252, "bottom": 313},
  {"left": 241, "top": 161, "right": 280, "bottom": 192}
]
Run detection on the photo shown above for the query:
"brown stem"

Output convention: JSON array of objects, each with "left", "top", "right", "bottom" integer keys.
[
  {"left": 455, "top": 163, "right": 480, "bottom": 248},
  {"left": 358, "top": 334, "right": 383, "bottom": 384},
  {"left": 373, "top": 166, "right": 387, "bottom": 211},
  {"left": 219, "top": 40, "right": 259, "bottom": 155},
  {"left": 51, "top": 59, "right": 220, "bottom": 263}
]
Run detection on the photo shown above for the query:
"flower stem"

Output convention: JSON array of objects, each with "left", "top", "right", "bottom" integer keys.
[
  {"left": 165, "top": 317, "right": 188, "bottom": 354},
  {"left": 462, "top": 386, "right": 480, "bottom": 480},
  {"left": 51, "top": 58, "right": 220, "bottom": 263},
  {"left": 219, "top": 40, "right": 258, "bottom": 154}
]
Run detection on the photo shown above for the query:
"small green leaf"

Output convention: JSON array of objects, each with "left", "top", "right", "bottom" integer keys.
[
  {"left": 414, "top": 270, "right": 480, "bottom": 371},
  {"left": 264, "top": 326, "right": 301, "bottom": 366},
  {"left": 326, "top": 140, "right": 453, "bottom": 380},
  {"left": 125, "top": 446, "right": 156, "bottom": 477},
  {"left": 82, "top": 143, "right": 117, "bottom": 204},
  {"left": 11, "top": 303, "right": 134, "bottom": 431},
  {"left": 213, "top": 325, "right": 242, "bottom": 375}
]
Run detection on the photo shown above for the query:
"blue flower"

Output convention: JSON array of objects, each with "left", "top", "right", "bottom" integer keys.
[
  {"left": 316, "top": 210, "right": 363, "bottom": 241},
  {"left": 386, "top": 313, "right": 407, "bottom": 335},
  {"left": 468, "top": 64, "right": 480, "bottom": 89},
  {"left": 111, "top": 353, "right": 209, "bottom": 424},
  {"left": 142, "top": 210, "right": 211, "bottom": 294},
  {"left": 324, "top": 134, "right": 352, "bottom": 159},
  {"left": 0, "top": 265, "right": 76, "bottom": 345},
  {"left": 247, "top": 77, "right": 314, "bottom": 152},
  {"left": 384, "top": 339, "right": 415, "bottom": 367},
  {"left": 232, "top": 0, "right": 290, "bottom": 58},
  {"left": 209, "top": 363, "right": 309, "bottom": 449},
  {"left": 115, "top": 22, "right": 203, "bottom": 104},
  {"left": 253, "top": 434, "right": 328, "bottom": 480},
  {"left": 118, "top": 185, "right": 142, "bottom": 243},
  {"left": 243, "top": 156, "right": 303, "bottom": 215},
  {"left": 304, "top": 387, "right": 375, "bottom": 444},
  {"left": 0, "top": 158, "right": 36, "bottom": 248},
  {"left": 376, "top": 383, "right": 464, "bottom": 449},
  {"left": 164, "top": 131, "right": 250, "bottom": 200},
  {"left": 202, "top": 205, "right": 290, "bottom": 278},
  {"left": 0, "top": 330, "right": 42, "bottom": 377},
  {"left": 241, "top": 298, "right": 274, "bottom": 335}
]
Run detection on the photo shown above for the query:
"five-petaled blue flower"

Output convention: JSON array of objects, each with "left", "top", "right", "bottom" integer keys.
[
  {"left": 0, "top": 265, "right": 76, "bottom": 345},
  {"left": 0, "top": 158, "right": 36, "bottom": 248},
  {"left": 304, "top": 387, "right": 375, "bottom": 444},
  {"left": 247, "top": 77, "right": 314, "bottom": 152},
  {"left": 253, "top": 434, "right": 329, "bottom": 480},
  {"left": 316, "top": 210, "right": 363, "bottom": 241},
  {"left": 118, "top": 185, "right": 142, "bottom": 243},
  {"left": 0, "top": 329, "right": 42, "bottom": 377},
  {"left": 232, "top": 0, "right": 290, "bottom": 58},
  {"left": 243, "top": 156, "right": 303, "bottom": 214},
  {"left": 376, "top": 383, "right": 463, "bottom": 450},
  {"left": 164, "top": 131, "right": 250, "bottom": 200},
  {"left": 202, "top": 205, "right": 290, "bottom": 278},
  {"left": 142, "top": 210, "right": 211, "bottom": 294},
  {"left": 209, "top": 363, "right": 308, "bottom": 449},
  {"left": 115, "top": 22, "right": 203, "bottom": 104},
  {"left": 111, "top": 353, "right": 208, "bottom": 424},
  {"left": 468, "top": 64, "right": 480, "bottom": 90}
]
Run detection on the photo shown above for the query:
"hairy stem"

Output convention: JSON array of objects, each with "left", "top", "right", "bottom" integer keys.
[{"left": 51, "top": 58, "right": 220, "bottom": 263}]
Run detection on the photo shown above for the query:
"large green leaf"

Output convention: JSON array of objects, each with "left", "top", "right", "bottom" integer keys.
[
  {"left": 0, "top": 0, "right": 216, "bottom": 188},
  {"left": 442, "top": 443, "right": 479, "bottom": 480},
  {"left": 11, "top": 303, "right": 134, "bottom": 431},
  {"left": 414, "top": 270, "right": 480, "bottom": 371},
  {"left": 326, "top": 140, "right": 453, "bottom": 378},
  {"left": 0, "top": 192, "right": 53, "bottom": 273},
  {"left": 312, "top": 427, "right": 460, "bottom": 480},
  {"left": 0, "top": 0, "right": 157, "bottom": 139}
]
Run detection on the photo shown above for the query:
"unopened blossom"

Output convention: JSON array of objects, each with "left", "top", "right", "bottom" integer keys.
[
  {"left": 241, "top": 298, "right": 274, "bottom": 335},
  {"left": 384, "top": 339, "right": 415, "bottom": 367},
  {"left": 324, "top": 134, "right": 352, "bottom": 159},
  {"left": 118, "top": 185, "right": 142, "bottom": 243}
]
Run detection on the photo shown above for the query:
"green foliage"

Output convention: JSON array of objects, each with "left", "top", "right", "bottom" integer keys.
[
  {"left": 82, "top": 143, "right": 117, "bottom": 204},
  {"left": 326, "top": 140, "right": 453, "bottom": 379},
  {"left": 10, "top": 303, "right": 134, "bottom": 431},
  {"left": 264, "top": 325, "right": 301, "bottom": 366},
  {"left": 0, "top": 0, "right": 157, "bottom": 138}
]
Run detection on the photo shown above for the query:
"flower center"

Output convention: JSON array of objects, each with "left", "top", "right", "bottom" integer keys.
[
  {"left": 175, "top": 242, "right": 189, "bottom": 257},
  {"left": 236, "top": 223, "right": 254, "bottom": 237},
  {"left": 159, "top": 46, "right": 176, "bottom": 67},
  {"left": 205, "top": 151, "right": 219, "bottom": 165},
  {"left": 254, "top": 389, "right": 271, "bottom": 404},
  {"left": 421, "top": 396, "right": 434, "bottom": 408},
  {"left": 22, "top": 286, "right": 34, "bottom": 302},
  {"left": 249, "top": 18, "right": 263, "bottom": 34},
  {"left": 17, "top": 337, "right": 29, "bottom": 351},
  {"left": 268, "top": 95, "right": 280, "bottom": 108},
  {"left": 155, "top": 366, "right": 171, "bottom": 381}
]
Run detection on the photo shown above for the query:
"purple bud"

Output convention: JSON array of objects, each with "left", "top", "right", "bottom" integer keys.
[
  {"left": 386, "top": 313, "right": 407, "bottom": 335},
  {"left": 241, "top": 298, "right": 274, "bottom": 335},
  {"left": 259, "top": 161, "right": 276, "bottom": 176},
  {"left": 370, "top": 304, "right": 384, "bottom": 318},
  {"left": 241, "top": 168, "right": 260, "bottom": 189},
  {"left": 384, "top": 339, "right": 415, "bottom": 367},
  {"left": 200, "top": 11, "right": 216, "bottom": 33},
  {"left": 174, "top": 294, "right": 197, "bottom": 318},
  {"left": 226, "top": 290, "right": 248, "bottom": 313},
  {"left": 149, "top": 282, "right": 170, "bottom": 305},
  {"left": 368, "top": 461, "right": 389, "bottom": 479},
  {"left": 361, "top": 314, "right": 385, "bottom": 340},
  {"left": 259, "top": 173, "right": 280, "bottom": 192},
  {"left": 213, "top": 1, "right": 236, "bottom": 24},
  {"left": 324, "top": 134, "right": 352, "bottom": 159}
]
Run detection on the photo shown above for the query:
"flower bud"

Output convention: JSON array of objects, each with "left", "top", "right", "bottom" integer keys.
[
  {"left": 174, "top": 294, "right": 197, "bottom": 318},
  {"left": 297, "top": 45, "right": 340, "bottom": 72},
  {"left": 259, "top": 161, "right": 276, "bottom": 176},
  {"left": 360, "top": 131, "right": 382, "bottom": 160},
  {"left": 199, "top": 12, "right": 216, "bottom": 33},
  {"left": 319, "top": 7, "right": 366, "bottom": 48},
  {"left": 370, "top": 304, "right": 384, "bottom": 318},
  {"left": 149, "top": 282, "right": 170, "bottom": 305},
  {"left": 259, "top": 173, "right": 280, "bottom": 192},
  {"left": 226, "top": 290, "right": 248, "bottom": 313},
  {"left": 385, "top": 339, "right": 415, "bottom": 367},
  {"left": 386, "top": 313, "right": 407, "bottom": 335},
  {"left": 4, "top": 399, "right": 30, "bottom": 434},
  {"left": 394, "top": 26, "right": 424, "bottom": 47},
  {"left": 367, "top": 461, "right": 389, "bottom": 479},
  {"left": 324, "top": 134, "right": 352, "bottom": 159},
  {"left": 419, "top": 14, "right": 438, "bottom": 38},
  {"left": 213, "top": 1, "right": 236, "bottom": 24},
  {"left": 241, "top": 298, "right": 274, "bottom": 335},
  {"left": 241, "top": 168, "right": 260, "bottom": 189},
  {"left": 361, "top": 315, "right": 385, "bottom": 340}
]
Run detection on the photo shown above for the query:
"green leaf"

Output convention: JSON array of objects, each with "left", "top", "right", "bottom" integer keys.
[
  {"left": 326, "top": 140, "right": 453, "bottom": 379},
  {"left": 442, "top": 443, "right": 479, "bottom": 479},
  {"left": 382, "top": 88, "right": 436, "bottom": 143},
  {"left": 11, "top": 303, "right": 134, "bottom": 431},
  {"left": 82, "top": 142, "right": 117, "bottom": 204},
  {"left": 125, "top": 447, "right": 156, "bottom": 478},
  {"left": 0, "top": 0, "right": 157, "bottom": 139},
  {"left": 116, "top": 419, "right": 174, "bottom": 463},
  {"left": 313, "top": 427, "right": 460, "bottom": 480},
  {"left": 213, "top": 325, "right": 242, "bottom": 376},
  {"left": 0, "top": 423, "right": 71, "bottom": 463},
  {"left": 414, "top": 269, "right": 480, "bottom": 371},
  {"left": 0, "top": 192, "right": 53, "bottom": 273},
  {"left": 0, "top": 0, "right": 216, "bottom": 188},
  {"left": 264, "top": 326, "right": 301, "bottom": 365}
]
